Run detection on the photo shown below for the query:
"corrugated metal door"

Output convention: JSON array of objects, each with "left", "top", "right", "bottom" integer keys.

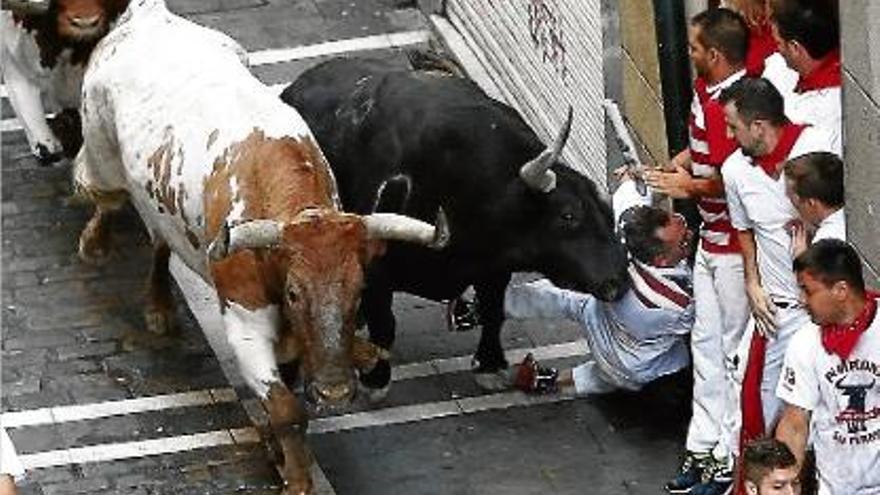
[{"left": 446, "top": 0, "right": 606, "bottom": 186}]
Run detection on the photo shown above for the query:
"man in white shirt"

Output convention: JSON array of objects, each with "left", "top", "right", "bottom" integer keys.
[
  {"left": 718, "top": 77, "right": 840, "bottom": 463},
  {"left": 783, "top": 151, "right": 845, "bottom": 258},
  {"left": 506, "top": 172, "right": 695, "bottom": 399},
  {"left": 776, "top": 239, "right": 880, "bottom": 495},
  {"left": 770, "top": 0, "right": 841, "bottom": 149},
  {"left": 645, "top": 11, "right": 753, "bottom": 492}
]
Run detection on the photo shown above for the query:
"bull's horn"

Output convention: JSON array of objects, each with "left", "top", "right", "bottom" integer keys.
[
  {"left": 1, "top": 0, "right": 50, "bottom": 14},
  {"left": 519, "top": 106, "right": 573, "bottom": 193},
  {"left": 207, "top": 219, "right": 284, "bottom": 261},
  {"left": 363, "top": 208, "right": 449, "bottom": 250}
]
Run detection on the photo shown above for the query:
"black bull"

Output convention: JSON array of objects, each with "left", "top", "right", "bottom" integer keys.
[{"left": 280, "top": 57, "right": 629, "bottom": 390}]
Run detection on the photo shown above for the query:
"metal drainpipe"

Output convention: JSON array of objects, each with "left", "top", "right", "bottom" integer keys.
[
  {"left": 653, "top": 0, "right": 692, "bottom": 157},
  {"left": 653, "top": 0, "right": 700, "bottom": 234}
]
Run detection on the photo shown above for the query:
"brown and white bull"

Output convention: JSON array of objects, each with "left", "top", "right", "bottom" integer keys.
[
  {"left": 1, "top": 0, "right": 127, "bottom": 163},
  {"left": 66, "top": 0, "right": 448, "bottom": 492}
]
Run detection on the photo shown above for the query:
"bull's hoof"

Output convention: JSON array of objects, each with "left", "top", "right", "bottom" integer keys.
[
  {"left": 359, "top": 358, "right": 391, "bottom": 389},
  {"left": 78, "top": 228, "right": 112, "bottom": 266},
  {"left": 144, "top": 307, "right": 176, "bottom": 335},
  {"left": 358, "top": 358, "right": 391, "bottom": 405},
  {"left": 360, "top": 382, "right": 390, "bottom": 406},
  {"left": 34, "top": 143, "right": 63, "bottom": 166}
]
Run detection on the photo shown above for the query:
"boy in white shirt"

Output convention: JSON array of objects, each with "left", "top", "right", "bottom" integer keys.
[
  {"left": 783, "top": 151, "right": 845, "bottom": 258},
  {"left": 776, "top": 239, "right": 880, "bottom": 494}
]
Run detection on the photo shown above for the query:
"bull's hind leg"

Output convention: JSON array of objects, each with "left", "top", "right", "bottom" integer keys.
[
  {"left": 472, "top": 274, "right": 512, "bottom": 391},
  {"left": 144, "top": 242, "right": 176, "bottom": 335},
  {"left": 78, "top": 205, "right": 119, "bottom": 264},
  {"left": 73, "top": 152, "right": 128, "bottom": 265}
]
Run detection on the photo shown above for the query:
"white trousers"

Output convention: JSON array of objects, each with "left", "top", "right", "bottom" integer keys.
[
  {"left": 736, "top": 305, "right": 811, "bottom": 431},
  {"left": 685, "top": 247, "right": 750, "bottom": 460}
]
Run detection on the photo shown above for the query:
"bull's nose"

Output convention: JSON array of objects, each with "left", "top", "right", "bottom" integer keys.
[
  {"left": 69, "top": 15, "right": 101, "bottom": 29},
  {"left": 311, "top": 381, "right": 355, "bottom": 404}
]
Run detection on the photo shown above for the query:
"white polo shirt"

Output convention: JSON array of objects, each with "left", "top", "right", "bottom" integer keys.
[
  {"left": 777, "top": 307, "right": 880, "bottom": 495},
  {"left": 722, "top": 126, "right": 838, "bottom": 303},
  {"left": 813, "top": 209, "right": 847, "bottom": 244}
]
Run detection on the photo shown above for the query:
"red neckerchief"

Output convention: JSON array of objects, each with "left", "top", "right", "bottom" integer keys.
[
  {"left": 795, "top": 50, "right": 842, "bottom": 93},
  {"left": 821, "top": 292, "right": 879, "bottom": 360},
  {"left": 745, "top": 22, "right": 777, "bottom": 77},
  {"left": 754, "top": 123, "right": 807, "bottom": 177}
]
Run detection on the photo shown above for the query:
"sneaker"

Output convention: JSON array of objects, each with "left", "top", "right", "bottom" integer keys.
[
  {"left": 446, "top": 296, "right": 479, "bottom": 332},
  {"left": 691, "top": 458, "right": 733, "bottom": 495},
  {"left": 665, "top": 451, "right": 709, "bottom": 494},
  {"left": 513, "top": 353, "right": 559, "bottom": 394}
]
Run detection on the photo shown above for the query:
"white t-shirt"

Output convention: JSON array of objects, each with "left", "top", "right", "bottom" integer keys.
[
  {"left": 722, "top": 126, "right": 839, "bottom": 302},
  {"left": 777, "top": 305, "right": 880, "bottom": 495},
  {"left": 814, "top": 209, "right": 847, "bottom": 244},
  {"left": 787, "top": 87, "right": 842, "bottom": 157}
]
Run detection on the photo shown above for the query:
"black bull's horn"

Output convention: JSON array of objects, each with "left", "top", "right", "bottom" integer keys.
[
  {"left": 519, "top": 106, "right": 573, "bottom": 193},
  {"left": 208, "top": 209, "right": 450, "bottom": 260},
  {"left": 1, "top": 0, "right": 50, "bottom": 14}
]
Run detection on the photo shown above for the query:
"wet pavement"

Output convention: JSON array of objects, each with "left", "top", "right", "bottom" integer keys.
[{"left": 2, "top": 1, "right": 691, "bottom": 493}]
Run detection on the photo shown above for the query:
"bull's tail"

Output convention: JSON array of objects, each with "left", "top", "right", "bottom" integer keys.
[
  {"left": 406, "top": 49, "right": 465, "bottom": 78},
  {"left": 372, "top": 174, "right": 412, "bottom": 213}
]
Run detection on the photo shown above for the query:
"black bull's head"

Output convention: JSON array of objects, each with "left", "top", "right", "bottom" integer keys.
[{"left": 511, "top": 108, "right": 629, "bottom": 301}]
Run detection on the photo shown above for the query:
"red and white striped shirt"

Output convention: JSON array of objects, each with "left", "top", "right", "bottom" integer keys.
[{"left": 689, "top": 71, "right": 744, "bottom": 254}]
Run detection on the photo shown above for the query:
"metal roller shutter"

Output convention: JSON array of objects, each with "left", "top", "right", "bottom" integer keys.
[{"left": 446, "top": 0, "right": 606, "bottom": 186}]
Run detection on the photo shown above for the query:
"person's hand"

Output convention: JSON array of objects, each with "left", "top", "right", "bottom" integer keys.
[
  {"left": 746, "top": 280, "right": 778, "bottom": 338},
  {"left": 788, "top": 220, "right": 808, "bottom": 258},
  {"left": 644, "top": 166, "right": 692, "bottom": 199},
  {"left": 613, "top": 164, "right": 634, "bottom": 182}
]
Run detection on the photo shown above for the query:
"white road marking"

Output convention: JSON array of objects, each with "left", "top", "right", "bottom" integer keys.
[
  {"left": 1, "top": 340, "right": 588, "bottom": 428},
  {"left": 247, "top": 30, "right": 430, "bottom": 66},
  {"left": 1, "top": 30, "right": 430, "bottom": 133},
  {"left": 19, "top": 427, "right": 255, "bottom": 469},
  {"left": 1, "top": 388, "right": 237, "bottom": 428},
  {"left": 17, "top": 386, "right": 580, "bottom": 469}
]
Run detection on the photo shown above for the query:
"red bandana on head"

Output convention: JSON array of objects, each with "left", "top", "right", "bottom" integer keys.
[
  {"left": 754, "top": 123, "right": 807, "bottom": 177},
  {"left": 795, "top": 50, "right": 842, "bottom": 93},
  {"left": 821, "top": 292, "right": 879, "bottom": 360}
]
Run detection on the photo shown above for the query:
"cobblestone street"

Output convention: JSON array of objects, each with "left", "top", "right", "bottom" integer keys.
[{"left": 2, "top": 1, "right": 692, "bottom": 494}]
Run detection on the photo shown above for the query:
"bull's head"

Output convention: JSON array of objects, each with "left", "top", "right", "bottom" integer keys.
[
  {"left": 209, "top": 209, "right": 448, "bottom": 405},
  {"left": 515, "top": 107, "right": 630, "bottom": 301},
  {"left": 3, "top": 0, "right": 128, "bottom": 41}
]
